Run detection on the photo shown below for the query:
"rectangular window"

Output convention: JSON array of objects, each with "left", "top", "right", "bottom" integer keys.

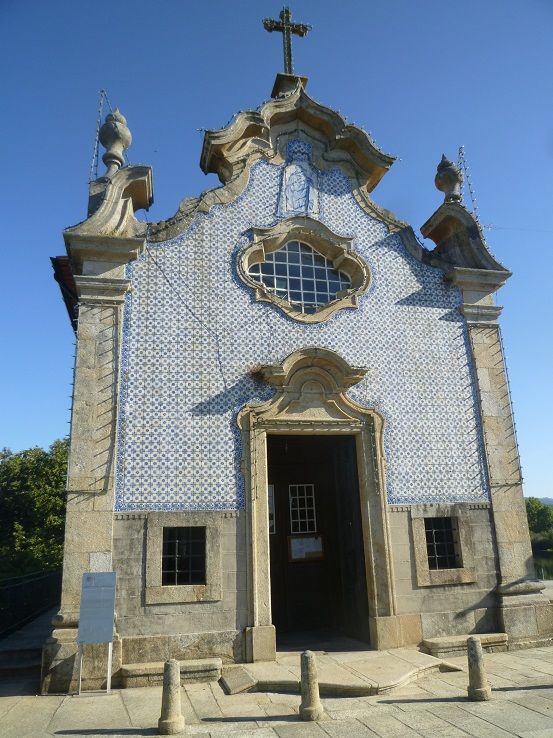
[
  {"left": 424, "top": 517, "right": 461, "bottom": 570},
  {"left": 289, "top": 483, "right": 317, "bottom": 534},
  {"left": 162, "top": 527, "right": 206, "bottom": 586}
]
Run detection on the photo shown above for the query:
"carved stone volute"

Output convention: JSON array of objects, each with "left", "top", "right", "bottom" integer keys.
[{"left": 421, "top": 202, "right": 511, "bottom": 324}]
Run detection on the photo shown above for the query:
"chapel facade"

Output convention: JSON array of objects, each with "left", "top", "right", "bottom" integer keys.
[{"left": 42, "top": 15, "right": 552, "bottom": 693}]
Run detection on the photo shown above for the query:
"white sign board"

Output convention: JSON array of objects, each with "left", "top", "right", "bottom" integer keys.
[{"left": 78, "top": 572, "right": 116, "bottom": 645}]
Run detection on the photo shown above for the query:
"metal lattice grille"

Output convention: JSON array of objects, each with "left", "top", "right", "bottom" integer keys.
[
  {"left": 424, "top": 517, "right": 460, "bottom": 570},
  {"left": 248, "top": 241, "right": 351, "bottom": 314},
  {"left": 289, "top": 483, "right": 317, "bottom": 533},
  {"left": 162, "top": 527, "right": 206, "bottom": 585}
]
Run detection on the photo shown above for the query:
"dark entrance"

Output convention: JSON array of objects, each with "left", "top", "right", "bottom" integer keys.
[{"left": 267, "top": 434, "right": 370, "bottom": 643}]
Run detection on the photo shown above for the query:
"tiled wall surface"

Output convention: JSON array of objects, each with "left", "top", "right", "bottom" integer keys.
[{"left": 115, "top": 141, "right": 489, "bottom": 511}]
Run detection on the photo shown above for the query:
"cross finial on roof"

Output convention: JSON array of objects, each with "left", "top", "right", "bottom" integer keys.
[{"left": 263, "top": 7, "right": 311, "bottom": 75}]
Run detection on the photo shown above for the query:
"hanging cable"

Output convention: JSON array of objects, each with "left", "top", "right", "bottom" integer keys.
[
  {"left": 89, "top": 90, "right": 107, "bottom": 183},
  {"left": 457, "top": 146, "right": 482, "bottom": 227},
  {"left": 88, "top": 88, "right": 128, "bottom": 183}
]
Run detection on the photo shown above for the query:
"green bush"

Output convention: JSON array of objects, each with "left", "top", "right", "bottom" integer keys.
[
  {"left": 526, "top": 497, "right": 553, "bottom": 551},
  {"left": 0, "top": 438, "right": 68, "bottom": 578}
]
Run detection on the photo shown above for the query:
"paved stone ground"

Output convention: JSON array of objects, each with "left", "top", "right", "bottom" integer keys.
[
  {"left": 4, "top": 646, "right": 553, "bottom": 737},
  {"left": 223, "top": 641, "right": 456, "bottom": 695}
]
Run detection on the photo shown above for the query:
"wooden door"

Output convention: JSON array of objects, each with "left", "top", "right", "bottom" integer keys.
[{"left": 267, "top": 435, "right": 369, "bottom": 641}]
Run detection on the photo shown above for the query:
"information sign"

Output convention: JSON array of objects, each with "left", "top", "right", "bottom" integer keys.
[
  {"left": 78, "top": 572, "right": 116, "bottom": 645},
  {"left": 75, "top": 572, "right": 116, "bottom": 695}
]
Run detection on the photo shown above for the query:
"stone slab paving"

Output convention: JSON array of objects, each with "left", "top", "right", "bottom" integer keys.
[
  {"left": 222, "top": 647, "right": 458, "bottom": 697},
  {"left": 4, "top": 647, "right": 553, "bottom": 737}
]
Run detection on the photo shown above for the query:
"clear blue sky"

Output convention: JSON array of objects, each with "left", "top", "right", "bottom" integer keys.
[{"left": 1, "top": 0, "right": 551, "bottom": 498}]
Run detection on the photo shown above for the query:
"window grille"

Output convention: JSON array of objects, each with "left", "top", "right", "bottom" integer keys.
[
  {"left": 424, "top": 517, "right": 461, "bottom": 570},
  {"left": 289, "top": 484, "right": 317, "bottom": 533},
  {"left": 248, "top": 241, "right": 351, "bottom": 315},
  {"left": 162, "top": 527, "right": 206, "bottom": 585}
]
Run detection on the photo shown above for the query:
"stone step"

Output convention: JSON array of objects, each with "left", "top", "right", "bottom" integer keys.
[
  {"left": 221, "top": 649, "right": 462, "bottom": 697},
  {"left": 421, "top": 632, "right": 508, "bottom": 658},
  {"left": 0, "top": 647, "right": 42, "bottom": 677},
  {"left": 120, "top": 657, "right": 222, "bottom": 688}
]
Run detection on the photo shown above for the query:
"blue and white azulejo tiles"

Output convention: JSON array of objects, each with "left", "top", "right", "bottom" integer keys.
[{"left": 114, "top": 139, "right": 489, "bottom": 511}]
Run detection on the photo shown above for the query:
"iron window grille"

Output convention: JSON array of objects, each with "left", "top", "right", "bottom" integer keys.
[
  {"left": 289, "top": 483, "right": 317, "bottom": 533},
  {"left": 424, "top": 517, "right": 461, "bottom": 570},
  {"left": 247, "top": 241, "right": 351, "bottom": 315},
  {"left": 162, "top": 526, "right": 206, "bottom": 585}
]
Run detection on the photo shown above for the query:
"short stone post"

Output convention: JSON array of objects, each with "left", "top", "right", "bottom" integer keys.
[
  {"left": 299, "top": 650, "right": 324, "bottom": 721},
  {"left": 158, "top": 659, "right": 185, "bottom": 735},
  {"left": 467, "top": 636, "right": 491, "bottom": 701}
]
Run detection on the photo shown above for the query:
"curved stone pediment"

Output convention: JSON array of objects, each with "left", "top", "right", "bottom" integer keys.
[
  {"left": 241, "top": 347, "right": 378, "bottom": 429},
  {"left": 200, "top": 80, "right": 395, "bottom": 192}
]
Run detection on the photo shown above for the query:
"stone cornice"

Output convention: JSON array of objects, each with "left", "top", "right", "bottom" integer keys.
[
  {"left": 200, "top": 81, "right": 395, "bottom": 192},
  {"left": 459, "top": 303, "right": 504, "bottom": 325},
  {"left": 445, "top": 267, "right": 511, "bottom": 292},
  {"left": 64, "top": 233, "right": 145, "bottom": 275},
  {"left": 73, "top": 275, "right": 130, "bottom": 304}
]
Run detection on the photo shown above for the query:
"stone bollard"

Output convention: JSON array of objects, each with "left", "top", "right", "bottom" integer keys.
[
  {"left": 158, "top": 659, "right": 185, "bottom": 735},
  {"left": 467, "top": 636, "right": 492, "bottom": 701},
  {"left": 299, "top": 650, "right": 324, "bottom": 721}
]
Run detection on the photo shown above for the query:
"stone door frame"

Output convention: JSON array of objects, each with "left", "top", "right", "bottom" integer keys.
[{"left": 237, "top": 348, "right": 397, "bottom": 661}]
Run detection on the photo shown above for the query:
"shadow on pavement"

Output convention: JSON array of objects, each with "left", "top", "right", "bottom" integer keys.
[
  {"left": 492, "top": 684, "right": 552, "bottom": 691},
  {"left": 0, "top": 678, "right": 39, "bottom": 696},
  {"left": 204, "top": 715, "right": 298, "bottom": 723},
  {"left": 379, "top": 696, "right": 466, "bottom": 704},
  {"left": 55, "top": 730, "right": 158, "bottom": 736}
]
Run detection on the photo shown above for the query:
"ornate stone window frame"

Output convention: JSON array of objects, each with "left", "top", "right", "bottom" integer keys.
[
  {"left": 144, "top": 512, "right": 223, "bottom": 604},
  {"left": 410, "top": 504, "right": 477, "bottom": 587},
  {"left": 237, "top": 216, "right": 370, "bottom": 323},
  {"left": 237, "top": 347, "right": 396, "bottom": 661}
]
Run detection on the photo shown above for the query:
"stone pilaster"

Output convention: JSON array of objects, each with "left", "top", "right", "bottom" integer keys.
[
  {"left": 43, "top": 144, "right": 151, "bottom": 693},
  {"left": 421, "top": 189, "right": 553, "bottom": 645},
  {"left": 41, "top": 277, "right": 128, "bottom": 693},
  {"left": 467, "top": 321, "right": 551, "bottom": 641}
]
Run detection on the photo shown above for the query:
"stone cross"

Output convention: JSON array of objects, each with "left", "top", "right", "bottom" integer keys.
[{"left": 263, "top": 6, "right": 311, "bottom": 75}]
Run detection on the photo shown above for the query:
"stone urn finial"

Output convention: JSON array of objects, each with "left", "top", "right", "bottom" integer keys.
[
  {"left": 99, "top": 108, "right": 132, "bottom": 178},
  {"left": 435, "top": 154, "right": 463, "bottom": 202}
]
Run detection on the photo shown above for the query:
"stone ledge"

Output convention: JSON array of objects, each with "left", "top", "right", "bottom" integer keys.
[
  {"left": 221, "top": 650, "right": 461, "bottom": 697},
  {"left": 120, "top": 657, "right": 222, "bottom": 688},
  {"left": 421, "top": 632, "right": 508, "bottom": 658},
  {"left": 507, "top": 635, "right": 553, "bottom": 651}
]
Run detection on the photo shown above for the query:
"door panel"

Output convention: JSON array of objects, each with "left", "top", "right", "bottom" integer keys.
[{"left": 267, "top": 435, "right": 369, "bottom": 641}]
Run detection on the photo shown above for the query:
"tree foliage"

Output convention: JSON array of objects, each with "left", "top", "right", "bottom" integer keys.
[
  {"left": 525, "top": 497, "right": 553, "bottom": 551},
  {"left": 0, "top": 438, "right": 68, "bottom": 577}
]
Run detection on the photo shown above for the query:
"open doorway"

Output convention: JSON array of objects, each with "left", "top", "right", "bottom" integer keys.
[{"left": 267, "top": 434, "right": 370, "bottom": 646}]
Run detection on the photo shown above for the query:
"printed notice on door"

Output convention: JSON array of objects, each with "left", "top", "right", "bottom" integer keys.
[{"left": 288, "top": 534, "right": 324, "bottom": 561}]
